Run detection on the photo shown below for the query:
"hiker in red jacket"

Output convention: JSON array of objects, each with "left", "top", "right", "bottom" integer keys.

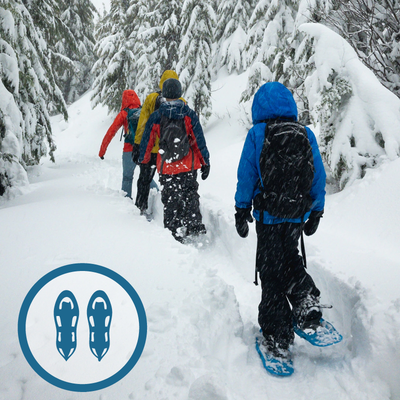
[
  {"left": 99, "top": 89, "right": 157, "bottom": 198},
  {"left": 138, "top": 78, "right": 210, "bottom": 242}
]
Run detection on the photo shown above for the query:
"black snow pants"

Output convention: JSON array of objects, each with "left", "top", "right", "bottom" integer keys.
[
  {"left": 135, "top": 153, "right": 157, "bottom": 211},
  {"left": 256, "top": 221, "right": 320, "bottom": 347},
  {"left": 159, "top": 170, "right": 205, "bottom": 240}
]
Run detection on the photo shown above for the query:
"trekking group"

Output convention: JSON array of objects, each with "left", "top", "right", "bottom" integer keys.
[
  {"left": 99, "top": 70, "right": 209, "bottom": 242},
  {"left": 99, "top": 73, "right": 333, "bottom": 369}
]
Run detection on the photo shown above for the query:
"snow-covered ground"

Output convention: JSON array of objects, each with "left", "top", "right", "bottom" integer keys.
[{"left": 1, "top": 71, "right": 400, "bottom": 400}]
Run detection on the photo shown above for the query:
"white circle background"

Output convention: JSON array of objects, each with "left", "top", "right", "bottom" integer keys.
[{"left": 25, "top": 271, "right": 140, "bottom": 384}]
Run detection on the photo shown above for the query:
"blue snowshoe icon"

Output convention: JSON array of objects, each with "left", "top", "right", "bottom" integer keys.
[
  {"left": 87, "top": 290, "right": 112, "bottom": 361},
  {"left": 54, "top": 290, "right": 79, "bottom": 361}
]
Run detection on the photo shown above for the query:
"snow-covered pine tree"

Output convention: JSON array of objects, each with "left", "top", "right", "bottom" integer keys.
[
  {"left": 213, "top": 0, "right": 252, "bottom": 74},
  {"left": 0, "top": 0, "right": 68, "bottom": 195},
  {"left": 56, "top": 0, "right": 98, "bottom": 104},
  {"left": 244, "top": 0, "right": 270, "bottom": 67},
  {"left": 241, "top": 0, "right": 300, "bottom": 102},
  {"left": 22, "top": 0, "right": 78, "bottom": 107},
  {"left": 178, "top": 0, "right": 215, "bottom": 122},
  {"left": 91, "top": 0, "right": 138, "bottom": 113},
  {"left": 315, "top": 0, "right": 400, "bottom": 99},
  {"left": 143, "top": 0, "right": 182, "bottom": 90},
  {"left": 131, "top": 3, "right": 155, "bottom": 98},
  {"left": 284, "top": 0, "right": 336, "bottom": 124},
  {"left": 293, "top": 23, "right": 400, "bottom": 189},
  {"left": 22, "top": 0, "right": 67, "bottom": 45}
]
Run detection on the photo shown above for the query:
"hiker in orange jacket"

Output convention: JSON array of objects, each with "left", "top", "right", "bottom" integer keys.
[{"left": 99, "top": 89, "right": 157, "bottom": 198}]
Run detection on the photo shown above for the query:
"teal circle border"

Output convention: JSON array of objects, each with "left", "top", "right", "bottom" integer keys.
[{"left": 18, "top": 263, "right": 147, "bottom": 392}]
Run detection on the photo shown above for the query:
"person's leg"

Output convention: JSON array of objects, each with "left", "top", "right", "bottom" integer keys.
[
  {"left": 281, "top": 223, "right": 322, "bottom": 327},
  {"left": 180, "top": 171, "right": 206, "bottom": 235},
  {"left": 159, "top": 173, "right": 186, "bottom": 241},
  {"left": 282, "top": 223, "right": 321, "bottom": 302},
  {"left": 256, "top": 222, "right": 294, "bottom": 349},
  {"left": 121, "top": 151, "right": 136, "bottom": 199},
  {"left": 135, "top": 153, "right": 157, "bottom": 211}
]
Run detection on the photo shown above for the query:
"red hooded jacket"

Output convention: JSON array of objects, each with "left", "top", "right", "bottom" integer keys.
[{"left": 99, "top": 90, "right": 141, "bottom": 158}]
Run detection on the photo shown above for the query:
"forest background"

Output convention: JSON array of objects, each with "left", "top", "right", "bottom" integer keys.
[{"left": 1, "top": 0, "right": 400, "bottom": 198}]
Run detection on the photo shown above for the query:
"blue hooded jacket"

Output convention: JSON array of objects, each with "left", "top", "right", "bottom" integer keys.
[{"left": 234, "top": 82, "right": 326, "bottom": 224}]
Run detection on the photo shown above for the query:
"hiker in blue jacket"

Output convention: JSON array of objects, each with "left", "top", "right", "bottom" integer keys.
[
  {"left": 139, "top": 78, "right": 210, "bottom": 242},
  {"left": 234, "top": 82, "right": 326, "bottom": 361}
]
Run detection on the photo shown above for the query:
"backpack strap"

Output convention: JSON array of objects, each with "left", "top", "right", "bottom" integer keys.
[
  {"left": 120, "top": 107, "right": 129, "bottom": 140},
  {"left": 300, "top": 216, "right": 307, "bottom": 269},
  {"left": 254, "top": 267, "right": 258, "bottom": 286},
  {"left": 154, "top": 91, "right": 163, "bottom": 111}
]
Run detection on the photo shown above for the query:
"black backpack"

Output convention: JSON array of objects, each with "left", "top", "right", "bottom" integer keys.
[
  {"left": 123, "top": 107, "right": 141, "bottom": 145},
  {"left": 255, "top": 120, "right": 314, "bottom": 219},
  {"left": 159, "top": 115, "right": 190, "bottom": 172}
]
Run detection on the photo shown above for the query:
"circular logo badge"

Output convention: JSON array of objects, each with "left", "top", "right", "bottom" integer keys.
[{"left": 18, "top": 263, "right": 147, "bottom": 392}]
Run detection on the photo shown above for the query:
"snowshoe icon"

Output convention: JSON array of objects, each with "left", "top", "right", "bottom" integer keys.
[
  {"left": 54, "top": 290, "right": 79, "bottom": 361},
  {"left": 87, "top": 290, "right": 112, "bottom": 361}
]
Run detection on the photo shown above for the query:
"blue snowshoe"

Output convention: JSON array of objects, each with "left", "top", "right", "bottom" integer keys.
[
  {"left": 255, "top": 335, "right": 294, "bottom": 377},
  {"left": 294, "top": 318, "right": 343, "bottom": 347}
]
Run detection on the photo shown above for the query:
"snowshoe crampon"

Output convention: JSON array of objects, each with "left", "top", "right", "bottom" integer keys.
[
  {"left": 255, "top": 336, "right": 294, "bottom": 377},
  {"left": 294, "top": 318, "right": 342, "bottom": 347}
]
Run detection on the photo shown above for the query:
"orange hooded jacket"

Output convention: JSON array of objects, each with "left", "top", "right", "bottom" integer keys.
[{"left": 99, "top": 90, "right": 141, "bottom": 158}]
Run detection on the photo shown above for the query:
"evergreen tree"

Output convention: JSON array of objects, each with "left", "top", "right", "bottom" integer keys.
[
  {"left": 314, "top": 0, "right": 400, "bottom": 98},
  {"left": 22, "top": 0, "right": 77, "bottom": 106},
  {"left": 245, "top": 0, "right": 271, "bottom": 65},
  {"left": 178, "top": 0, "right": 215, "bottom": 122},
  {"left": 22, "top": 0, "right": 67, "bottom": 45},
  {"left": 145, "top": 0, "right": 182, "bottom": 88},
  {"left": 56, "top": 0, "right": 98, "bottom": 104},
  {"left": 91, "top": 0, "right": 138, "bottom": 113},
  {"left": 292, "top": 23, "right": 400, "bottom": 189},
  {"left": 0, "top": 0, "right": 67, "bottom": 195},
  {"left": 241, "top": 0, "right": 300, "bottom": 102},
  {"left": 213, "top": 0, "right": 252, "bottom": 74}
]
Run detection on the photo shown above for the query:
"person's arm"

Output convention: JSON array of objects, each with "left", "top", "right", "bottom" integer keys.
[
  {"left": 134, "top": 93, "right": 157, "bottom": 145},
  {"left": 235, "top": 127, "right": 259, "bottom": 209},
  {"left": 187, "top": 109, "right": 210, "bottom": 166},
  {"left": 99, "top": 111, "right": 126, "bottom": 158},
  {"left": 139, "top": 112, "right": 159, "bottom": 163},
  {"left": 306, "top": 127, "right": 326, "bottom": 212}
]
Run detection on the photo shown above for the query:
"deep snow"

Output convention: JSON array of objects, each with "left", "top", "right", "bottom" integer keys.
[{"left": 0, "top": 70, "right": 400, "bottom": 400}]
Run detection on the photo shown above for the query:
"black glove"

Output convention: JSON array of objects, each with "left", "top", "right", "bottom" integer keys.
[
  {"left": 235, "top": 207, "right": 253, "bottom": 238},
  {"left": 303, "top": 210, "right": 324, "bottom": 236},
  {"left": 100, "top": 156, "right": 104, "bottom": 160},
  {"left": 132, "top": 143, "right": 140, "bottom": 164},
  {"left": 201, "top": 164, "right": 210, "bottom": 180}
]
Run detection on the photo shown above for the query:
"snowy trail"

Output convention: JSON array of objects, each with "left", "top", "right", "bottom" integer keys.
[
  {"left": 0, "top": 140, "right": 387, "bottom": 400},
  {"left": 1, "top": 78, "right": 399, "bottom": 399}
]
